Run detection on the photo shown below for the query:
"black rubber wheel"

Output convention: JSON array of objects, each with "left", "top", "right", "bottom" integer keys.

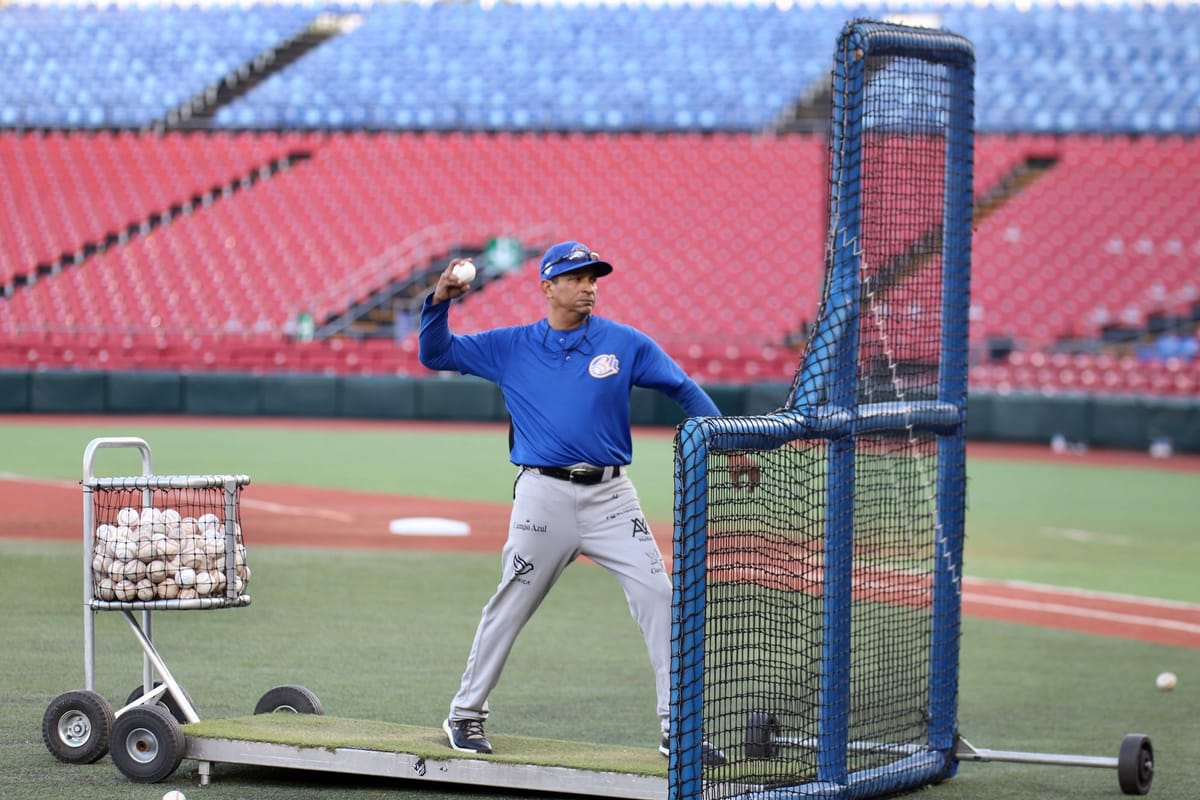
[
  {"left": 744, "top": 710, "right": 780, "bottom": 759},
  {"left": 42, "top": 690, "right": 115, "bottom": 764},
  {"left": 1117, "top": 733, "right": 1153, "bottom": 795},
  {"left": 125, "top": 682, "right": 196, "bottom": 724},
  {"left": 109, "top": 704, "right": 186, "bottom": 783},
  {"left": 253, "top": 684, "right": 324, "bottom": 715}
]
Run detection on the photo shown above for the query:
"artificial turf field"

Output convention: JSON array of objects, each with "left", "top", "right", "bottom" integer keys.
[{"left": 1, "top": 416, "right": 1197, "bottom": 799}]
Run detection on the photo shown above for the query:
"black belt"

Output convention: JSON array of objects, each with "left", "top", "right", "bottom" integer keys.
[{"left": 526, "top": 465, "right": 623, "bottom": 485}]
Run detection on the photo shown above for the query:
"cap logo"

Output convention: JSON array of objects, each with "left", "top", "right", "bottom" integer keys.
[{"left": 588, "top": 354, "right": 620, "bottom": 378}]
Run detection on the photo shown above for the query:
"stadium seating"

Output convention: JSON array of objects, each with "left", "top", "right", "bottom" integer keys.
[
  {"left": 969, "top": 350, "right": 1200, "bottom": 397},
  {"left": 0, "top": 131, "right": 297, "bottom": 288},
  {"left": 1, "top": 4, "right": 1197, "bottom": 133},
  {"left": 2, "top": 127, "right": 1197, "bottom": 390},
  {"left": 0, "top": 130, "right": 830, "bottom": 380},
  {"left": 1, "top": 4, "right": 1197, "bottom": 397},
  {"left": 971, "top": 135, "right": 1199, "bottom": 348}
]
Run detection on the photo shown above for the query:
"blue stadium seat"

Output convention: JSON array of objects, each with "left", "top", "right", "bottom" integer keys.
[{"left": 0, "top": 3, "right": 1196, "bottom": 134}]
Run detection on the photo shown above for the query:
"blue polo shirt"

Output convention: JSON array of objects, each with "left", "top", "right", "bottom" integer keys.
[{"left": 419, "top": 297, "right": 720, "bottom": 467}]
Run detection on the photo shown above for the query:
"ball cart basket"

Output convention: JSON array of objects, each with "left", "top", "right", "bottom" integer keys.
[{"left": 42, "top": 436, "right": 321, "bottom": 784}]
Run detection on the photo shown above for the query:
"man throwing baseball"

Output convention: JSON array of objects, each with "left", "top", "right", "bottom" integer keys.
[{"left": 419, "top": 240, "right": 758, "bottom": 765}]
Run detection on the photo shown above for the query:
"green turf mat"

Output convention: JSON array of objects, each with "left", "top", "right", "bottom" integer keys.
[{"left": 184, "top": 715, "right": 668, "bottom": 777}]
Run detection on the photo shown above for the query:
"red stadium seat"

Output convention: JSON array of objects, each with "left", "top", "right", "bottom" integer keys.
[{"left": 0, "top": 131, "right": 1195, "bottom": 399}]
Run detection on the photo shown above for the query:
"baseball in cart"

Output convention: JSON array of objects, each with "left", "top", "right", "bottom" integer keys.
[{"left": 41, "top": 436, "right": 666, "bottom": 798}]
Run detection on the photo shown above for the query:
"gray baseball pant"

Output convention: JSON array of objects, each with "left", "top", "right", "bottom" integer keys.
[{"left": 448, "top": 468, "right": 672, "bottom": 734}]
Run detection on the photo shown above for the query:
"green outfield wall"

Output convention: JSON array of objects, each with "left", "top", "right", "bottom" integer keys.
[{"left": 1, "top": 369, "right": 1196, "bottom": 453}]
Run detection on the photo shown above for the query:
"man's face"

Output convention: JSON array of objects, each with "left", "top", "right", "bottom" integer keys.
[{"left": 543, "top": 267, "right": 601, "bottom": 317}]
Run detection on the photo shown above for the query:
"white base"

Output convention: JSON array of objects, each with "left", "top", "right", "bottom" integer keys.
[{"left": 388, "top": 517, "right": 470, "bottom": 537}]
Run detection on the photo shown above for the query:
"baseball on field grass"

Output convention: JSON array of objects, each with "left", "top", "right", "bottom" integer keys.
[
  {"left": 452, "top": 260, "right": 476, "bottom": 283},
  {"left": 162, "top": 790, "right": 186, "bottom": 800},
  {"left": 1156, "top": 671, "right": 1177, "bottom": 691}
]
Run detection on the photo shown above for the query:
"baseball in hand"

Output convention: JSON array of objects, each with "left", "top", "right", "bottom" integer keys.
[
  {"left": 1156, "top": 671, "right": 1177, "bottom": 691},
  {"left": 451, "top": 260, "right": 476, "bottom": 283}
]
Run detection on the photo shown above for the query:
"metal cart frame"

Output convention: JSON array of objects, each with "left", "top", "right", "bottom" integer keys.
[
  {"left": 43, "top": 436, "right": 253, "bottom": 774},
  {"left": 82, "top": 437, "right": 251, "bottom": 720}
]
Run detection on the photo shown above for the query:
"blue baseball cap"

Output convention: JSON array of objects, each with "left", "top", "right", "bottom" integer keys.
[{"left": 539, "top": 241, "right": 613, "bottom": 281}]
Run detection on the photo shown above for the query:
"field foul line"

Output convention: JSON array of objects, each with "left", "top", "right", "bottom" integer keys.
[
  {"left": 239, "top": 498, "right": 355, "bottom": 523},
  {"left": 0, "top": 472, "right": 355, "bottom": 524},
  {"left": 1040, "top": 526, "right": 1131, "bottom": 545},
  {"left": 965, "top": 594, "right": 1200, "bottom": 635},
  {"left": 964, "top": 576, "right": 1200, "bottom": 612},
  {"left": 0, "top": 472, "right": 78, "bottom": 489}
]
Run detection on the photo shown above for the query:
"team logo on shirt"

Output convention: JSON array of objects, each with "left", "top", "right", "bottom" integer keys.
[{"left": 589, "top": 354, "right": 620, "bottom": 378}]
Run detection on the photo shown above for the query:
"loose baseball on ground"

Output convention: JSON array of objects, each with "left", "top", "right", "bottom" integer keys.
[
  {"left": 1156, "top": 671, "right": 1177, "bottom": 691},
  {"left": 452, "top": 260, "right": 476, "bottom": 283},
  {"left": 162, "top": 790, "right": 186, "bottom": 800}
]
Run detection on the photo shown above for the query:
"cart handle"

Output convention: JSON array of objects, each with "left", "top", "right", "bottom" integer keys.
[{"left": 83, "top": 437, "right": 152, "bottom": 482}]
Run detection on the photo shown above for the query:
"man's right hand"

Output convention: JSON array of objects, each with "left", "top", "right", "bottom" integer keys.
[
  {"left": 431, "top": 258, "right": 474, "bottom": 304},
  {"left": 729, "top": 452, "right": 761, "bottom": 493}
]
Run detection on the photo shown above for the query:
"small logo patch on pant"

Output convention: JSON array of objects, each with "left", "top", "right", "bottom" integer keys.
[
  {"left": 510, "top": 553, "right": 534, "bottom": 584},
  {"left": 631, "top": 517, "right": 652, "bottom": 541}
]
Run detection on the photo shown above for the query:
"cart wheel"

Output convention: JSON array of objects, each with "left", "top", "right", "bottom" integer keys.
[
  {"left": 745, "top": 710, "right": 780, "bottom": 759},
  {"left": 125, "top": 682, "right": 197, "bottom": 724},
  {"left": 42, "top": 690, "right": 115, "bottom": 764},
  {"left": 254, "top": 684, "right": 324, "bottom": 715},
  {"left": 109, "top": 704, "right": 186, "bottom": 783},
  {"left": 1117, "top": 734, "right": 1153, "bottom": 795}
]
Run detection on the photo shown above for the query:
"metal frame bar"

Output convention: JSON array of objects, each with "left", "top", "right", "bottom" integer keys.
[
  {"left": 82, "top": 437, "right": 153, "bottom": 692},
  {"left": 955, "top": 738, "right": 1119, "bottom": 770}
]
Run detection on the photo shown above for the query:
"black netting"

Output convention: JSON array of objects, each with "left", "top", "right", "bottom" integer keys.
[
  {"left": 858, "top": 60, "right": 955, "bottom": 404},
  {"left": 703, "top": 438, "right": 829, "bottom": 787},
  {"left": 847, "top": 432, "right": 938, "bottom": 771},
  {"left": 673, "top": 20, "right": 973, "bottom": 800}
]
